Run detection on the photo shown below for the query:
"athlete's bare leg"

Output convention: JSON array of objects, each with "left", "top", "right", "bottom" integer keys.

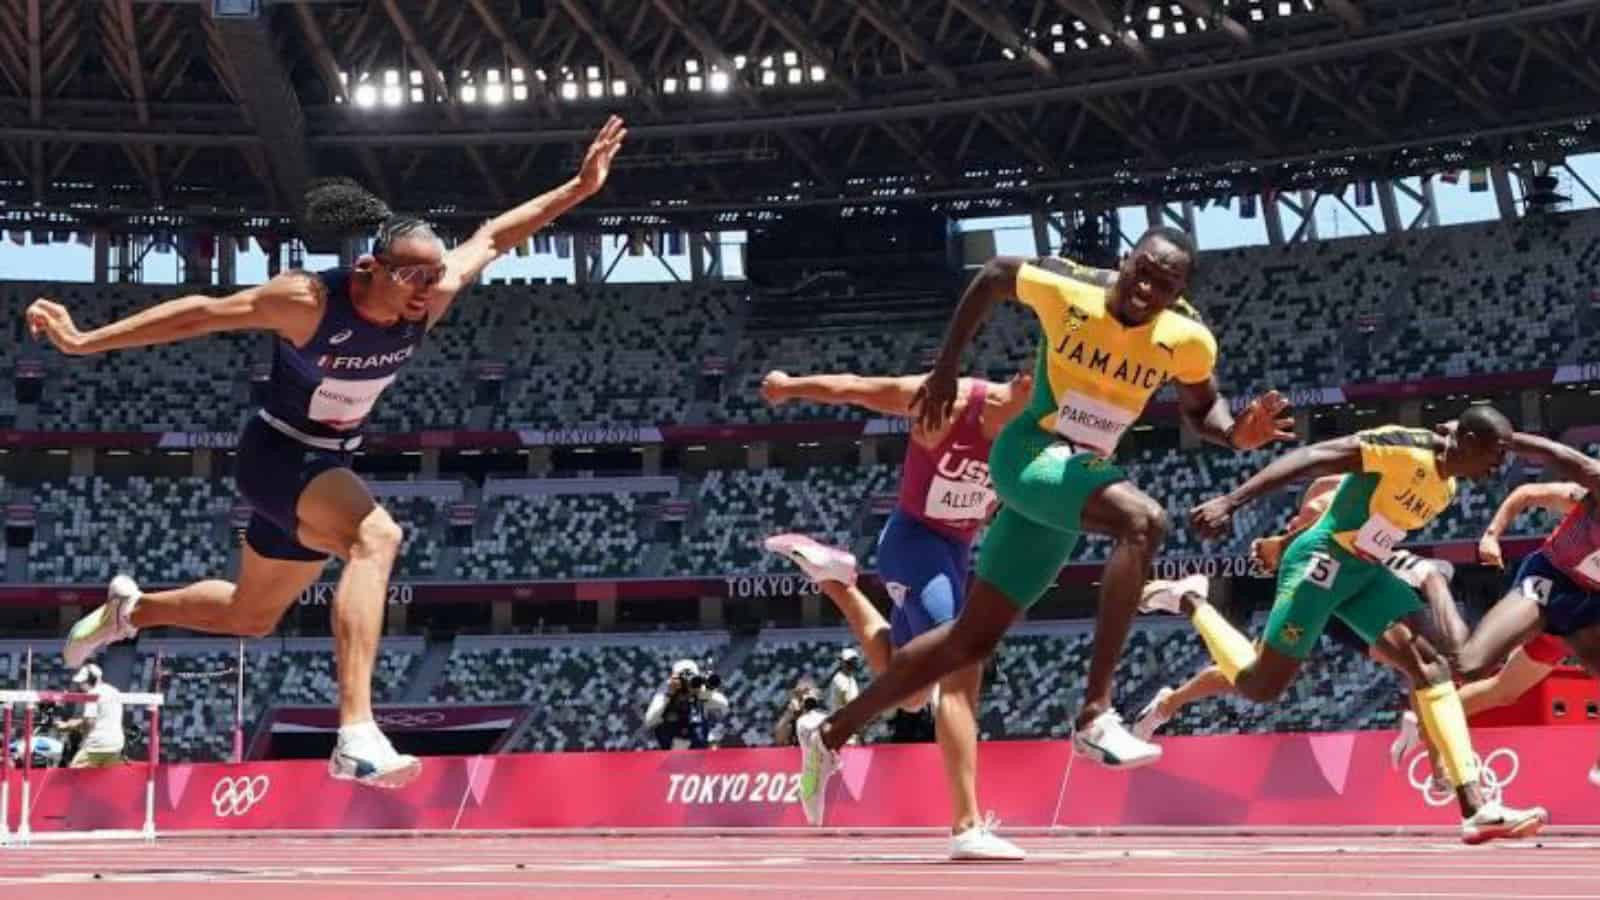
[
  {"left": 1453, "top": 593, "right": 1546, "bottom": 680},
  {"left": 818, "top": 580, "right": 1017, "bottom": 751},
  {"left": 818, "top": 581, "right": 893, "bottom": 675},
  {"left": 132, "top": 551, "right": 323, "bottom": 638},
  {"left": 1075, "top": 482, "right": 1169, "bottom": 728},
  {"left": 935, "top": 663, "right": 984, "bottom": 834},
  {"left": 292, "top": 468, "right": 403, "bottom": 729}
]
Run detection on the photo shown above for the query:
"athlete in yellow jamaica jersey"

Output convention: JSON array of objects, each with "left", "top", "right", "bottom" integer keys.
[
  {"left": 796, "top": 228, "right": 1294, "bottom": 801},
  {"left": 1143, "top": 408, "right": 1550, "bottom": 844}
]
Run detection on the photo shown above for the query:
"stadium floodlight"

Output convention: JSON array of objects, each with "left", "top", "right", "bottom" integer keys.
[
  {"left": 484, "top": 84, "right": 506, "bottom": 104},
  {"left": 810, "top": 65, "right": 825, "bottom": 81},
  {"left": 561, "top": 82, "right": 579, "bottom": 100},
  {"left": 708, "top": 71, "right": 729, "bottom": 92},
  {"left": 760, "top": 71, "right": 775, "bottom": 86},
  {"left": 354, "top": 84, "right": 378, "bottom": 108},
  {"left": 460, "top": 84, "right": 478, "bottom": 103},
  {"left": 383, "top": 85, "right": 402, "bottom": 107},
  {"left": 612, "top": 79, "right": 627, "bottom": 96},
  {"left": 586, "top": 81, "right": 603, "bottom": 98},
  {"left": 663, "top": 77, "right": 679, "bottom": 94}
]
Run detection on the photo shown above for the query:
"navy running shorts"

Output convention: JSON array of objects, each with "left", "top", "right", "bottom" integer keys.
[
  {"left": 235, "top": 415, "right": 350, "bottom": 562},
  {"left": 1511, "top": 550, "right": 1600, "bottom": 637},
  {"left": 876, "top": 509, "right": 971, "bottom": 648}
]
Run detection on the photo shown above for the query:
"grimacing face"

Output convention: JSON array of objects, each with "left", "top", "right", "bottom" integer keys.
[
  {"left": 1112, "top": 235, "right": 1192, "bottom": 324},
  {"left": 366, "top": 234, "right": 446, "bottom": 322}
]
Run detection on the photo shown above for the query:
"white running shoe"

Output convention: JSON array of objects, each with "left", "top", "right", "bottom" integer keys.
[
  {"left": 328, "top": 729, "right": 423, "bottom": 790},
  {"left": 1133, "top": 686, "right": 1176, "bottom": 741},
  {"left": 64, "top": 575, "right": 142, "bottom": 668},
  {"left": 1072, "top": 708, "right": 1162, "bottom": 769},
  {"left": 949, "top": 813, "right": 1026, "bottom": 861},
  {"left": 1390, "top": 711, "right": 1420, "bottom": 770},
  {"left": 1588, "top": 764, "right": 1600, "bottom": 788},
  {"left": 796, "top": 710, "right": 841, "bottom": 826},
  {"left": 1461, "top": 800, "right": 1548, "bottom": 845},
  {"left": 1139, "top": 574, "right": 1209, "bottom": 615},
  {"left": 763, "top": 533, "right": 858, "bottom": 587}
]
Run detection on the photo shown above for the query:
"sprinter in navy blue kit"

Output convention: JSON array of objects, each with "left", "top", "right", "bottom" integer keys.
[{"left": 29, "top": 116, "right": 626, "bottom": 788}]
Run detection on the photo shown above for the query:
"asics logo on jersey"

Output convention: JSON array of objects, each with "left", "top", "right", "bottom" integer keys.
[
  {"left": 317, "top": 346, "right": 417, "bottom": 371},
  {"left": 328, "top": 329, "right": 354, "bottom": 345},
  {"left": 211, "top": 775, "right": 270, "bottom": 817}
]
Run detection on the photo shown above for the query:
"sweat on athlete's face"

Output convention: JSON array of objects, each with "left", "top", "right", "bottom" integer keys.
[{"left": 1114, "top": 237, "right": 1191, "bottom": 322}]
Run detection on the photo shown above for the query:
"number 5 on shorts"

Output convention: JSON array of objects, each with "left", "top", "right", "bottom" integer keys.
[{"left": 1304, "top": 552, "right": 1340, "bottom": 590}]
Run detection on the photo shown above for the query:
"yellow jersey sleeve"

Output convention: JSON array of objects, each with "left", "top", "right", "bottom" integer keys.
[
  {"left": 1358, "top": 428, "right": 1437, "bottom": 478},
  {"left": 1171, "top": 321, "right": 1218, "bottom": 385},
  {"left": 1015, "top": 261, "right": 1070, "bottom": 319}
]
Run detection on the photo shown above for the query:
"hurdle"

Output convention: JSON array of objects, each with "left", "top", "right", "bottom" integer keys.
[{"left": 0, "top": 689, "right": 164, "bottom": 847}]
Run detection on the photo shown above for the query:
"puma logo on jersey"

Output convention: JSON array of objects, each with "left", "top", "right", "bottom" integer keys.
[{"left": 328, "top": 329, "right": 354, "bottom": 345}]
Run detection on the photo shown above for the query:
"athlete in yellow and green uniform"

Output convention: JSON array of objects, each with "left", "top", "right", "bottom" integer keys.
[
  {"left": 1142, "top": 408, "right": 1549, "bottom": 844},
  {"left": 796, "top": 228, "right": 1295, "bottom": 796}
]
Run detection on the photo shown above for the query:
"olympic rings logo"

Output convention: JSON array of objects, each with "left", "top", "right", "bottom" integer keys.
[
  {"left": 211, "top": 775, "right": 270, "bottom": 817},
  {"left": 375, "top": 711, "right": 446, "bottom": 728},
  {"left": 1406, "top": 747, "right": 1518, "bottom": 808}
]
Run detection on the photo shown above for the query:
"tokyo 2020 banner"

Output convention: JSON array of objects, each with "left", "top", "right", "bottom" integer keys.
[{"left": 5, "top": 727, "right": 1595, "bottom": 834}]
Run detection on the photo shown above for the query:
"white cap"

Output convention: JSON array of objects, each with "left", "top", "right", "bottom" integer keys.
[
  {"left": 71, "top": 663, "right": 102, "bottom": 685},
  {"left": 671, "top": 659, "right": 700, "bottom": 678},
  {"left": 839, "top": 648, "right": 861, "bottom": 663}
]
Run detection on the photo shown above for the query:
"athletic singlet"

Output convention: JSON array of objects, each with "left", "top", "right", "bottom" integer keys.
[
  {"left": 1319, "top": 427, "right": 1457, "bottom": 563},
  {"left": 260, "top": 268, "right": 427, "bottom": 440},
  {"left": 1013, "top": 257, "right": 1216, "bottom": 458},
  {"left": 895, "top": 379, "right": 996, "bottom": 543},
  {"left": 1542, "top": 498, "right": 1600, "bottom": 590}
]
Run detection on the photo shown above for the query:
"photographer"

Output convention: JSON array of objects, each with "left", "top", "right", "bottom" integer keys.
[
  {"left": 773, "top": 676, "right": 822, "bottom": 747},
  {"left": 60, "top": 664, "right": 126, "bottom": 768},
  {"left": 644, "top": 659, "right": 728, "bottom": 750},
  {"left": 826, "top": 648, "right": 862, "bottom": 711}
]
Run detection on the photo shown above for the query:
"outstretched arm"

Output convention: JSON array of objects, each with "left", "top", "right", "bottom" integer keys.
[
  {"left": 431, "top": 116, "right": 626, "bottom": 318},
  {"left": 1174, "top": 379, "right": 1295, "bottom": 450},
  {"left": 913, "top": 256, "right": 1027, "bottom": 431},
  {"left": 761, "top": 371, "right": 925, "bottom": 418},
  {"left": 1509, "top": 434, "right": 1600, "bottom": 498},
  {"left": 1479, "top": 480, "right": 1587, "bottom": 567},
  {"left": 26, "top": 270, "right": 324, "bottom": 355},
  {"left": 1191, "top": 436, "right": 1363, "bottom": 539}
]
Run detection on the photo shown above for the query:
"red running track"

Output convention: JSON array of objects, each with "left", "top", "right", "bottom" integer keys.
[{"left": 1, "top": 832, "right": 1596, "bottom": 899}]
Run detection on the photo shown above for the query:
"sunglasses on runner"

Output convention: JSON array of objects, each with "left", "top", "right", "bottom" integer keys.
[{"left": 376, "top": 256, "right": 446, "bottom": 288}]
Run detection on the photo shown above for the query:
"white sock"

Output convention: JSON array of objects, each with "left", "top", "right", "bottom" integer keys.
[{"left": 338, "top": 720, "right": 383, "bottom": 748}]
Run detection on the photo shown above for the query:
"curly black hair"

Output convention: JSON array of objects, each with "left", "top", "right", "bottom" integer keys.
[{"left": 302, "top": 177, "right": 439, "bottom": 254}]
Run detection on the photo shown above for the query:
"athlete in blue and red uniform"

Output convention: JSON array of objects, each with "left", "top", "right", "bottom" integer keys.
[
  {"left": 1453, "top": 454, "right": 1600, "bottom": 786},
  {"left": 759, "top": 367, "right": 1031, "bottom": 859},
  {"left": 30, "top": 117, "right": 626, "bottom": 788}
]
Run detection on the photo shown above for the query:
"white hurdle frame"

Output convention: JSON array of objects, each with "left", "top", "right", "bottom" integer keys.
[{"left": 0, "top": 689, "right": 164, "bottom": 847}]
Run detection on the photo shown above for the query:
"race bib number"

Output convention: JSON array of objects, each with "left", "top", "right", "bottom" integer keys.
[
  {"left": 1519, "top": 576, "right": 1554, "bottom": 606},
  {"left": 1353, "top": 513, "right": 1406, "bottom": 561},
  {"left": 1053, "top": 391, "right": 1137, "bottom": 457},
  {"left": 1304, "top": 552, "right": 1340, "bottom": 589},
  {"left": 308, "top": 374, "right": 395, "bottom": 428},
  {"left": 1575, "top": 549, "right": 1600, "bottom": 585}
]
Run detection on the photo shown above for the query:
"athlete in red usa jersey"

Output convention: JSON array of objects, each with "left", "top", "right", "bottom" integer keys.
[
  {"left": 759, "top": 367, "right": 1031, "bottom": 860},
  {"left": 41, "top": 117, "right": 626, "bottom": 789}
]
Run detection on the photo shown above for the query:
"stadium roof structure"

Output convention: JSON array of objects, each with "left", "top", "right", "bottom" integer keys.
[{"left": 0, "top": 0, "right": 1596, "bottom": 234}]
